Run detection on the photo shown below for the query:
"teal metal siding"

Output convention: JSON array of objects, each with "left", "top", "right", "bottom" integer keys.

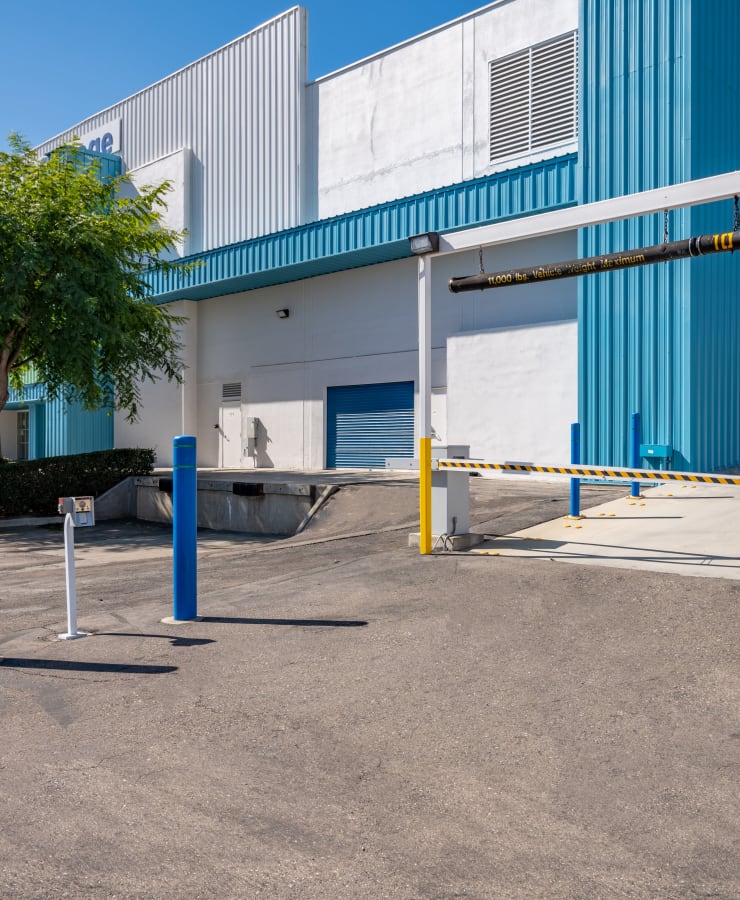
[
  {"left": 327, "top": 382, "right": 414, "bottom": 469},
  {"left": 6, "top": 382, "right": 113, "bottom": 459},
  {"left": 40, "top": 399, "right": 113, "bottom": 458},
  {"left": 152, "top": 155, "right": 578, "bottom": 303},
  {"left": 686, "top": 201, "right": 740, "bottom": 471},
  {"left": 65, "top": 403, "right": 114, "bottom": 456},
  {"left": 578, "top": 0, "right": 740, "bottom": 471},
  {"left": 684, "top": 3, "right": 740, "bottom": 471}
]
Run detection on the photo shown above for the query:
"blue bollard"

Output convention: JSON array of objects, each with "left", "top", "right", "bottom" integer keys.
[
  {"left": 630, "top": 412, "right": 641, "bottom": 498},
  {"left": 172, "top": 435, "right": 198, "bottom": 621},
  {"left": 569, "top": 422, "right": 582, "bottom": 518}
]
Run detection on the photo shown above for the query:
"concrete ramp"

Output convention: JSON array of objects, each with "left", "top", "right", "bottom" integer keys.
[{"left": 290, "top": 483, "right": 419, "bottom": 541}]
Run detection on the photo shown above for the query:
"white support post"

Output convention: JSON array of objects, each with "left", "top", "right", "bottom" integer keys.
[
  {"left": 418, "top": 254, "right": 433, "bottom": 555},
  {"left": 59, "top": 513, "right": 87, "bottom": 640},
  {"left": 438, "top": 169, "right": 740, "bottom": 256},
  {"left": 418, "top": 255, "right": 432, "bottom": 442}
]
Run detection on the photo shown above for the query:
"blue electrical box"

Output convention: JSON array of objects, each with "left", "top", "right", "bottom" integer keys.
[{"left": 640, "top": 444, "right": 672, "bottom": 461}]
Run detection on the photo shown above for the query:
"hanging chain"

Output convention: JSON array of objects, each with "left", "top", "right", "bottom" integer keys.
[
  {"left": 663, "top": 209, "right": 669, "bottom": 244},
  {"left": 479, "top": 246, "right": 485, "bottom": 274},
  {"left": 734, "top": 196, "right": 740, "bottom": 232}
]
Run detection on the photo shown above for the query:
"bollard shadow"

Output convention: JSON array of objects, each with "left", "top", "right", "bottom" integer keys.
[
  {"left": 579, "top": 515, "right": 684, "bottom": 521},
  {"left": 643, "top": 494, "right": 735, "bottom": 501},
  {"left": 95, "top": 632, "right": 215, "bottom": 647},
  {"left": 201, "top": 616, "right": 368, "bottom": 628},
  {"left": 0, "top": 658, "right": 177, "bottom": 674},
  {"left": 478, "top": 535, "right": 740, "bottom": 569}
]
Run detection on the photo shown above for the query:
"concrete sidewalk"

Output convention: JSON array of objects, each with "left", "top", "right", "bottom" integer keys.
[{"left": 471, "top": 478, "right": 740, "bottom": 578}]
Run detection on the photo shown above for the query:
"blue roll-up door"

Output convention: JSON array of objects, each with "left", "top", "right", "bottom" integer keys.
[{"left": 327, "top": 381, "right": 415, "bottom": 468}]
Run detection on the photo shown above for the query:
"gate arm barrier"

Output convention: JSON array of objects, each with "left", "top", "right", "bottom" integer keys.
[
  {"left": 449, "top": 230, "right": 740, "bottom": 293},
  {"left": 436, "top": 459, "right": 740, "bottom": 486}
]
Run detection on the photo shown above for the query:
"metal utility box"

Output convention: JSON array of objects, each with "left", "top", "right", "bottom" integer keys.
[
  {"left": 640, "top": 443, "right": 672, "bottom": 462},
  {"left": 432, "top": 444, "right": 470, "bottom": 537},
  {"left": 245, "top": 416, "right": 259, "bottom": 456},
  {"left": 58, "top": 496, "right": 95, "bottom": 528}
]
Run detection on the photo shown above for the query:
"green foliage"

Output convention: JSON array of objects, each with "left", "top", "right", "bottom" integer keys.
[
  {"left": 0, "top": 133, "right": 197, "bottom": 420},
  {"left": 0, "top": 448, "right": 155, "bottom": 517}
]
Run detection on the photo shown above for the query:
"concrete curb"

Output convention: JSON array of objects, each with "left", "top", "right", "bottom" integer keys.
[{"left": 0, "top": 516, "right": 60, "bottom": 530}]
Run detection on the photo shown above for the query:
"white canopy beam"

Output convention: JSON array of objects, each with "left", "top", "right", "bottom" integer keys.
[{"left": 438, "top": 168, "right": 740, "bottom": 255}]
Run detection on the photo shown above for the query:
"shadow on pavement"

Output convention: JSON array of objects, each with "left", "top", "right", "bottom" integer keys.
[
  {"left": 479, "top": 535, "right": 740, "bottom": 568},
  {"left": 201, "top": 616, "right": 368, "bottom": 628},
  {"left": 0, "top": 658, "right": 178, "bottom": 674},
  {"left": 95, "top": 632, "right": 215, "bottom": 647}
]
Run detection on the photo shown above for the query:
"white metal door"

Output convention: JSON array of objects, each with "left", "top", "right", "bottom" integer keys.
[{"left": 219, "top": 404, "right": 242, "bottom": 468}]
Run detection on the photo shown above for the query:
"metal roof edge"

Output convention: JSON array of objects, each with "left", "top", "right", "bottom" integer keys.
[{"left": 151, "top": 153, "right": 578, "bottom": 303}]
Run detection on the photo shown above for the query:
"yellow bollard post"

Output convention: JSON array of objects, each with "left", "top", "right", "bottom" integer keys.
[{"left": 419, "top": 437, "right": 432, "bottom": 555}]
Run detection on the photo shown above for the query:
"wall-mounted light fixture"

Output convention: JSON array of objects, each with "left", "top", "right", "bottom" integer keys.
[
  {"left": 276, "top": 308, "right": 290, "bottom": 319},
  {"left": 409, "top": 231, "right": 439, "bottom": 255}
]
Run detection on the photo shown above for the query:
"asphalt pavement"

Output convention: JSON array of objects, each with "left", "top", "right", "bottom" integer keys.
[{"left": 0, "top": 477, "right": 738, "bottom": 899}]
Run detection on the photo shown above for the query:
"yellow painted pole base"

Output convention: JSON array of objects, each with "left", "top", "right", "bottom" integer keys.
[{"left": 419, "top": 437, "right": 432, "bottom": 555}]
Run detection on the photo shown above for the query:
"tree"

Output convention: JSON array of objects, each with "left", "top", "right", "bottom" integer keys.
[{"left": 0, "top": 134, "right": 193, "bottom": 429}]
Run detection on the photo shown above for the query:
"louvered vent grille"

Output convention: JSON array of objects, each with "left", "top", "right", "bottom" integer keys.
[
  {"left": 222, "top": 382, "right": 242, "bottom": 401},
  {"left": 489, "top": 32, "right": 577, "bottom": 163}
]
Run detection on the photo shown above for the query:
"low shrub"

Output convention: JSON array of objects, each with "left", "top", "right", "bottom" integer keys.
[{"left": 0, "top": 448, "right": 155, "bottom": 517}]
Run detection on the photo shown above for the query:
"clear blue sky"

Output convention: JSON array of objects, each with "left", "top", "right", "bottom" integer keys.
[{"left": 1, "top": 1, "right": 489, "bottom": 151}]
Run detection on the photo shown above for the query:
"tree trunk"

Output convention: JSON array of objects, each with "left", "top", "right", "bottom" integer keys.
[
  {"left": 0, "top": 363, "right": 9, "bottom": 415},
  {"left": 0, "top": 364, "right": 7, "bottom": 458}
]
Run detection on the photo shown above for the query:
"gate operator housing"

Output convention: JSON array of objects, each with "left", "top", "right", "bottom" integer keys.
[{"left": 58, "top": 496, "right": 95, "bottom": 527}]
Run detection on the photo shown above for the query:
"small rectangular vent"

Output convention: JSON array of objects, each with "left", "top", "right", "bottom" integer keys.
[
  {"left": 222, "top": 382, "right": 242, "bottom": 401},
  {"left": 489, "top": 31, "right": 577, "bottom": 164}
]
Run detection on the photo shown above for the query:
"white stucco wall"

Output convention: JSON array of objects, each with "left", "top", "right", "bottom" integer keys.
[
  {"left": 114, "top": 300, "right": 198, "bottom": 465},
  {"left": 310, "top": 0, "right": 578, "bottom": 219},
  {"left": 447, "top": 319, "right": 578, "bottom": 465},
  {"left": 193, "top": 258, "right": 429, "bottom": 469},
  {"left": 128, "top": 149, "right": 192, "bottom": 257},
  {"left": 115, "top": 230, "right": 577, "bottom": 469}
]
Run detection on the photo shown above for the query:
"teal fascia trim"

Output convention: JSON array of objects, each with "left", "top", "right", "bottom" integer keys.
[
  {"left": 152, "top": 154, "right": 577, "bottom": 303},
  {"left": 7, "top": 381, "right": 45, "bottom": 405}
]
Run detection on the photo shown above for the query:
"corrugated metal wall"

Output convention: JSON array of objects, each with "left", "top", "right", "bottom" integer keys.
[
  {"left": 36, "top": 8, "right": 307, "bottom": 253},
  {"left": 7, "top": 374, "right": 113, "bottom": 458},
  {"left": 5, "top": 389, "right": 113, "bottom": 459},
  {"left": 684, "top": 4, "right": 740, "bottom": 471},
  {"left": 578, "top": 0, "right": 740, "bottom": 471},
  {"left": 64, "top": 403, "right": 115, "bottom": 456}
]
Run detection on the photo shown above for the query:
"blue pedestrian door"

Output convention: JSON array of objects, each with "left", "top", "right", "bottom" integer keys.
[{"left": 326, "top": 381, "right": 415, "bottom": 468}]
